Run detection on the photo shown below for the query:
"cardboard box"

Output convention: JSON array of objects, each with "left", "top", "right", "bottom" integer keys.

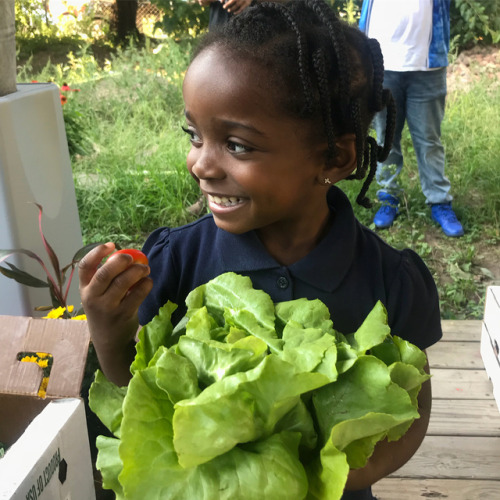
[
  {"left": 0, "top": 399, "right": 96, "bottom": 500},
  {"left": 480, "top": 286, "right": 500, "bottom": 412},
  {"left": 0, "top": 316, "right": 96, "bottom": 499}
]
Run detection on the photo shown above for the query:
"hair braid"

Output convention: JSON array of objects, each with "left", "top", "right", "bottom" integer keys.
[
  {"left": 367, "top": 38, "right": 385, "bottom": 112},
  {"left": 259, "top": 2, "right": 315, "bottom": 114},
  {"left": 377, "top": 90, "right": 396, "bottom": 162},
  {"left": 356, "top": 136, "right": 379, "bottom": 208},
  {"left": 346, "top": 98, "right": 367, "bottom": 180},
  {"left": 367, "top": 36, "right": 396, "bottom": 163},
  {"left": 311, "top": 48, "right": 337, "bottom": 163},
  {"left": 304, "top": 0, "right": 350, "bottom": 110}
]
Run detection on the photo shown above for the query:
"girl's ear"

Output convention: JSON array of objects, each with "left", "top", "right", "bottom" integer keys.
[{"left": 321, "top": 134, "right": 357, "bottom": 184}]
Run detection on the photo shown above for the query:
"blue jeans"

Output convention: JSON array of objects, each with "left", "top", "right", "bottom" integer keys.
[{"left": 373, "top": 68, "right": 452, "bottom": 205}]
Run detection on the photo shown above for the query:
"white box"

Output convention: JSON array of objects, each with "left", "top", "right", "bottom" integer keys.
[
  {"left": 0, "top": 316, "right": 96, "bottom": 499},
  {"left": 0, "top": 398, "right": 96, "bottom": 500},
  {"left": 480, "top": 286, "right": 500, "bottom": 412}
]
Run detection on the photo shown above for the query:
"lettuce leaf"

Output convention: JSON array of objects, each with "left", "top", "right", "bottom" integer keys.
[
  {"left": 173, "top": 354, "right": 329, "bottom": 468},
  {"left": 89, "top": 272, "right": 429, "bottom": 500}
]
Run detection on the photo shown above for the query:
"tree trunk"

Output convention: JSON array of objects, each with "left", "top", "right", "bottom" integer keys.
[
  {"left": 115, "top": 0, "right": 140, "bottom": 42},
  {"left": 0, "top": 0, "right": 16, "bottom": 97}
]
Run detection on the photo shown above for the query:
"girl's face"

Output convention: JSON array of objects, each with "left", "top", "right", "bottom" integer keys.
[{"left": 182, "top": 47, "right": 332, "bottom": 256}]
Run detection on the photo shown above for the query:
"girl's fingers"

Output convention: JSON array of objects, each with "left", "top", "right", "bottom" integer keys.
[
  {"left": 89, "top": 256, "right": 148, "bottom": 301},
  {"left": 87, "top": 267, "right": 152, "bottom": 323},
  {"left": 119, "top": 276, "right": 154, "bottom": 312},
  {"left": 79, "top": 243, "right": 151, "bottom": 317},
  {"left": 106, "top": 262, "right": 150, "bottom": 297},
  {"left": 79, "top": 242, "right": 116, "bottom": 287}
]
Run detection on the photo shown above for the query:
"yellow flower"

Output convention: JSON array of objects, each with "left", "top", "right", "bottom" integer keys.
[
  {"left": 43, "top": 307, "right": 65, "bottom": 319},
  {"left": 43, "top": 305, "right": 74, "bottom": 319},
  {"left": 18, "top": 352, "right": 53, "bottom": 399},
  {"left": 43, "top": 305, "right": 76, "bottom": 319},
  {"left": 20, "top": 355, "right": 37, "bottom": 363},
  {"left": 71, "top": 314, "right": 87, "bottom": 321},
  {"left": 38, "top": 376, "right": 49, "bottom": 398}
]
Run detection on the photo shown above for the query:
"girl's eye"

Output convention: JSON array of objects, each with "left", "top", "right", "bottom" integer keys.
[
  {"left": 227, "top": 141, "right": 252, "bottom": 154},
  {"left": 181, "top": 126, "right": 201, "bottom": 144}
]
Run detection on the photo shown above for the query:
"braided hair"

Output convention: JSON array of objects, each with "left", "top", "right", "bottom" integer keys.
[{"left": 192, "top": 0, "right": 396, "bottom": 207}]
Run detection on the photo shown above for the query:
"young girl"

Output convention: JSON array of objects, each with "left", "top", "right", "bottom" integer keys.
[{"left": 79, "top": 1, "right": 442, "bottom": 498}]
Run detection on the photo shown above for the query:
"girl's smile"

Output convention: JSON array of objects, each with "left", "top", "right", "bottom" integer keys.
[
  {"left": 206, "top": 193, "right": 244, "bottom": 211},
  {"left": 182, "top": 47, "right": 334, "bottom": 264}
]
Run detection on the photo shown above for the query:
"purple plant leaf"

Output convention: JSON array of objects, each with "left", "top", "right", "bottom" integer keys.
[
  {"left": 61, "top": 242, "right": 103, "bottom": 276},
  {"left": 71, "top": 242, "right": 103, "bottom": 263},
  {"left": 0, "top": 262, "right": 50, "bottom": 288},
  {"left": 48, "top": 280, "right": 65, "bottom": 310},
  {"left": 0, "top": 248, "right": 59, "bottom": 293},
  {"left": 34, "top": 203, "right": 62, "bottom": 285},
  {"left": 1, "top": 248, "right": 44, "bottom": 265}
]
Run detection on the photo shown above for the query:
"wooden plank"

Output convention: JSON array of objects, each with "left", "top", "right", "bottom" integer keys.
[
  {"left": 441, "top": 319, "right": 482, "bottom": 341},
  {"left": 427, "top": 341, "right": 485, "bottom": 370},
  {"left": 389, "top": 435, "right": 500, "bottom": 480},
  {"left": 428, "top": 399, "right": 500, "bottom": 436},
  {"left": 430, "top": 368, "right": 494, "bottom": 400},
  {"left": 373, "top": 478, "right": 500, "bottom": 499}
]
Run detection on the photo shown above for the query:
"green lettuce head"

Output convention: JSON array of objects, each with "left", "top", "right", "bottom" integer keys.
[{"left": 89, "top": 272, "right": 429, "bottom": 500}]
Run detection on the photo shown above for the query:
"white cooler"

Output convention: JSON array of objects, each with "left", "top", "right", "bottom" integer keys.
[{"left": 0, "top": 83, "right": 84, "bottom": 316}]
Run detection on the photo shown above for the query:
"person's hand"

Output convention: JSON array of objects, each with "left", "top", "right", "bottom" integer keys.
[
  {"left": 222, "top": 0, "right": 252, "bottom": 15},
  {"left": 79, "top": 242, "right": 153, "bottom": 386}
]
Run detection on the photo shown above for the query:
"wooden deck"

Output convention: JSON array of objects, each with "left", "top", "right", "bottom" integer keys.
[{"left": 373, "top": 320, "right": 500, "bottom": 499}]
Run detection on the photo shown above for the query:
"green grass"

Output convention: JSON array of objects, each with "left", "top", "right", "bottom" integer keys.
[{"left": 18, "top": 39, "right": 500, "bottom": 319}]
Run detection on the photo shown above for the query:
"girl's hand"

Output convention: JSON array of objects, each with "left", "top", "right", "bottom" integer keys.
[{"left": 78, "top": 242, "right": 153, "bottom": 386}]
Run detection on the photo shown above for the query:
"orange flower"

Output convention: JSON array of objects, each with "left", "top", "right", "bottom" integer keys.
[{"left": 61, "top": 83, "right": 80, "bottom": 92}]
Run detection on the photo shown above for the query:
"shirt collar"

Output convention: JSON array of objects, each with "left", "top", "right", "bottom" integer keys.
[{"left": 217, "top": 186, "right": 358, "bottom": 292}]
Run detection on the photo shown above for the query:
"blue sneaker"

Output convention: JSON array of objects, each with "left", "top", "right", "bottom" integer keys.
[
  {"left": 374, "top": 192, "right": 399, "bottom": 229},
  {"left": 431, "top": 203, "right": 464, "bottom": 237}
]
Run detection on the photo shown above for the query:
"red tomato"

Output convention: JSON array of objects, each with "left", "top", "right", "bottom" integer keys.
[{"left": 114, "top": 248, "right": 149, "bottom": 265}]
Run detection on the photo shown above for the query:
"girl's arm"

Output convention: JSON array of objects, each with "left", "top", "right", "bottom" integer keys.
[
  {"left": 78, "top": 243, "right": 153, "bottom": 387},
  {"left": 344, "top": 356, "right": 432, "bottom": 491}
]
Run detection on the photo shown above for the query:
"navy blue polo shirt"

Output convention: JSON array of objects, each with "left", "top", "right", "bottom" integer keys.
[{"left": 139, "top": 186, "right": 442, "bottom": 351}]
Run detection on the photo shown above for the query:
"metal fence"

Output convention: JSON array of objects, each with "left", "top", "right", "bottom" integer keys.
[{"left": 90, "top": 1, "right": 164, "bottom": 31}]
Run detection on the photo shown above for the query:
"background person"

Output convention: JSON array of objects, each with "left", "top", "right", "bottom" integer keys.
[
  {"left": 359, "top": 0, "right": 464, "bottom": 237},
  {"left": 197, "top": 0, "right": 253, "bottom": 30}
]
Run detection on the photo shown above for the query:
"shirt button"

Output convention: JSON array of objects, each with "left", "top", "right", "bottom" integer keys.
[{"left": 277, "top": 276, "right": 289, "bottom": 289}]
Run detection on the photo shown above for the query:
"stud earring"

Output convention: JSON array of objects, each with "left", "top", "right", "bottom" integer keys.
[{"left": 324, "top": 178, "right": 331, "bottom": 184}]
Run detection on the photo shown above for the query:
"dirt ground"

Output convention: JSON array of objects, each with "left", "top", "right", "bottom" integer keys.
[{"left": 447, "top": 44, "right": 500, "bottom": 93}]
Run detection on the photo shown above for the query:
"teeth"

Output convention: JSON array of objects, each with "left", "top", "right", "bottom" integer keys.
[{"left": 209, "top": 195, "right": 241, "bottom": 207}]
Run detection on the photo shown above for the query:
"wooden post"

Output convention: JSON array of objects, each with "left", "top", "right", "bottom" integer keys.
[{"left": 0, "top": 0, "right": 16, "bottom": 97}]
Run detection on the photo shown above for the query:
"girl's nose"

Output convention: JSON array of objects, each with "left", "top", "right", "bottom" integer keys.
[{"left": 189, "top": 147, "right": 225, "bottom": 181}]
